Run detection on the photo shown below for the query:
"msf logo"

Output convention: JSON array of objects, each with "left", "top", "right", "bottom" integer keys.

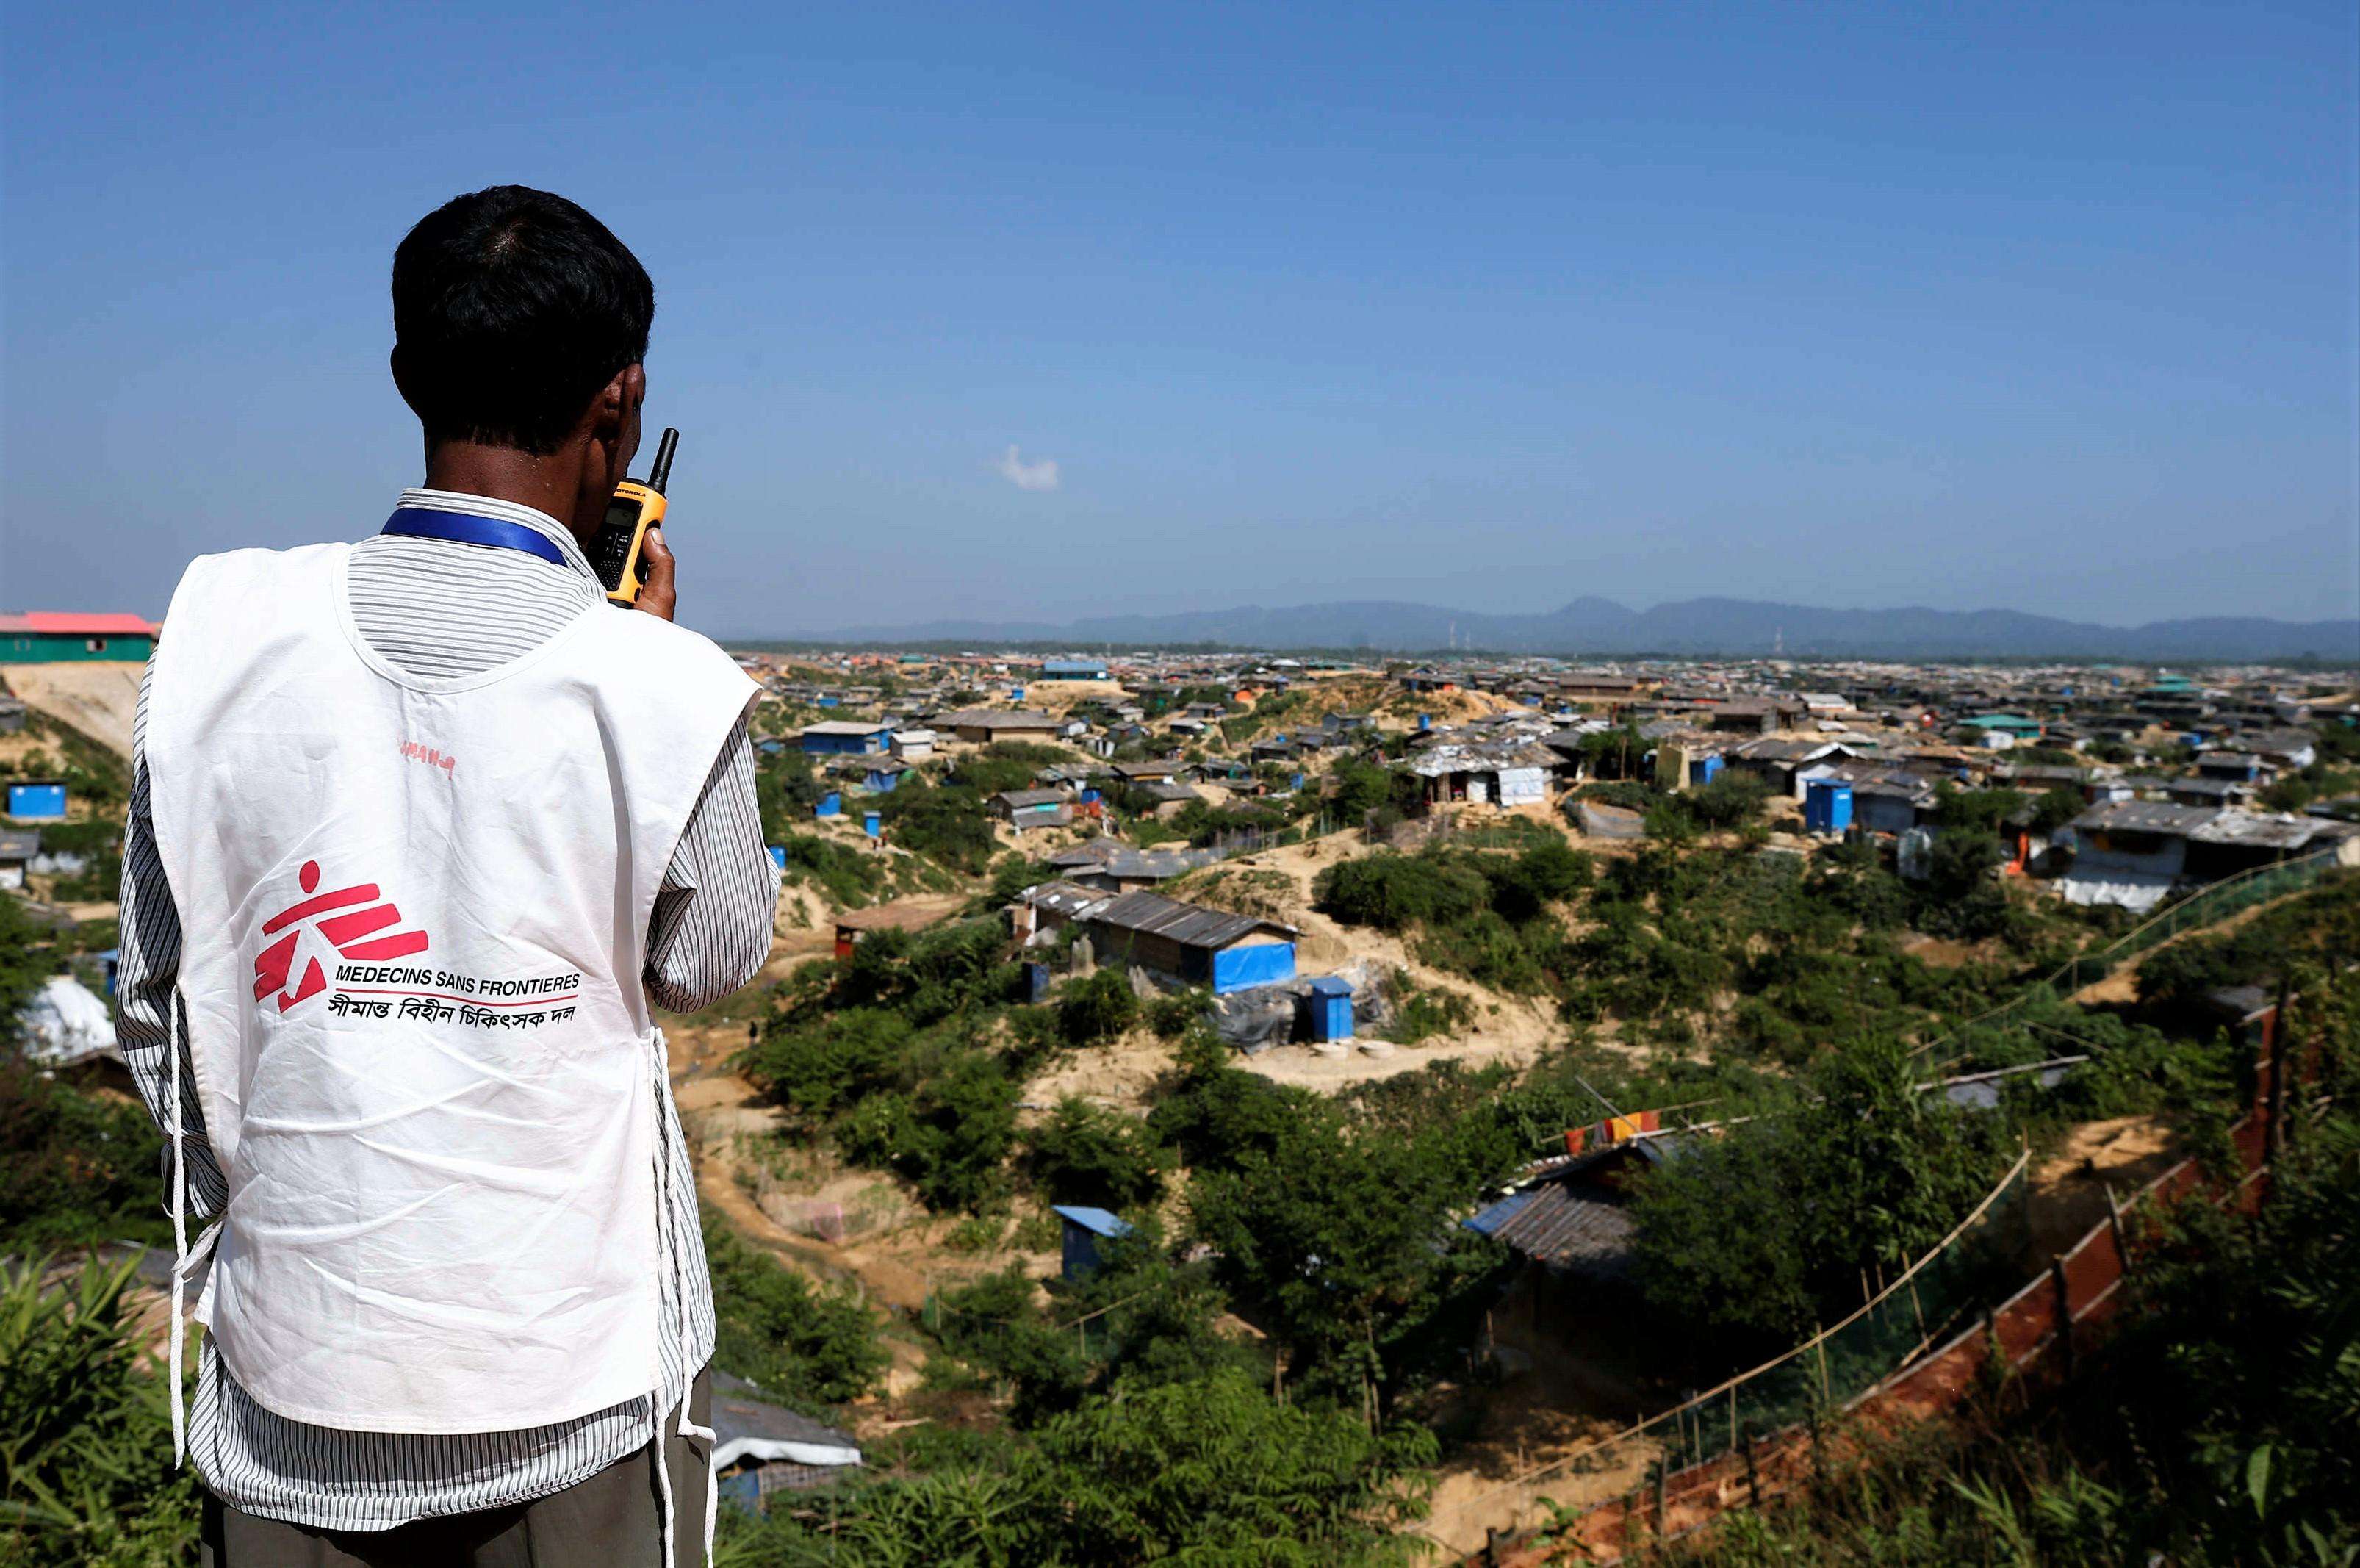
[{"left": 252, "top": 860, "right": 431, "bottom": 1014}]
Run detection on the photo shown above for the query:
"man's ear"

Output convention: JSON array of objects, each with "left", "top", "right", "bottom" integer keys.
[
  {"left": 590, "top": 364, "right": 647, "bottom": 483},
  {"left": 389, "top": 346, "right": 422, "bottom": 418}
]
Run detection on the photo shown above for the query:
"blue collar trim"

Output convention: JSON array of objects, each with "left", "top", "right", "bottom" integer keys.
[{"left": 381, "top": 507, "right": 569, "bottom": 567}]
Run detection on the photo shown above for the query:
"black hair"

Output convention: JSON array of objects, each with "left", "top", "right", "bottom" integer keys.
[{"left": 392, "top": 186, "right": 654, "bottom": 455}]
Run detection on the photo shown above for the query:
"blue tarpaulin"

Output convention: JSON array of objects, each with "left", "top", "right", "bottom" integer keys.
[
  {"left": 1463, "top": 1190, "right": 1539, "bottom": 1237},
  {"left": 6, "top": 783, "right": 65, "bottom": 820},
  {"left": 1211, "top": 941, "right": 1296, "bottom": 994}
]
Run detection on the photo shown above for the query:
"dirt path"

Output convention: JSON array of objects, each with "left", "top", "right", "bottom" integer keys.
[
  {"left": 2028, "top": 1114, "right": 2185, "bottom": 1256},
  {"left": 2068, "top": 890, "right": 2303, "bottom": 1007}
]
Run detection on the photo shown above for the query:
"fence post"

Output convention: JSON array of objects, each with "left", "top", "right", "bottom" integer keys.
[
  {"left": 1652, "top": 1456, "right": 1667, "bottom": 1537},
  {"left": 2265, "top": 977, "right": 2291, "bottom": 1162},
  {"left": 2104, "top": 1182, "right": 2129, "bottom": 1267},
  {"left": 2048, "top": 1255, "right": 2073, "bottom": 1379},
  {"left": 1814, "top": 1327, "right": 1830, "bottom": 1403},
  {"left": 1743, "top": 1423, "right": 1760, "bottom": 1507}
]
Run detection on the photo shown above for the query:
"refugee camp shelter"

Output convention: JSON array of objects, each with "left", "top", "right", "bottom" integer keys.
[
  {"left": 1954, "top": 718, "right": 2048, "bottom": 751},
  {"left": 1406, "top": 742, "right": 1557, "bottom": 808},
  {"left": 2061, "top": 799, "right": 2212, "bottom": 908},
  {"left": 0, "top": 612, "right": 157, "bottom": 663},
  {"left": 800, "top": 721, "right": 892, "bottom": 756},
  {"left": 940, "top": 708, "right": 1060, "bottom": 744},
  {"left": 1040, "top": 658, "right": 1109, "bottom": 681},
  {"left": 0, "top": 828, "right": 35, "bottom": 890},
  {"left": 18, "top": 974, "right": 115, "bottom": 1070},
  {"left": 1079, "top": 889, "right": 1298, "bottom": 993},
  {"left": 710, "top": 1372, "right": 862, "bottom": 1514},
  {"left": 992, "top": 788, "right": 1073, "bottom": 831}
]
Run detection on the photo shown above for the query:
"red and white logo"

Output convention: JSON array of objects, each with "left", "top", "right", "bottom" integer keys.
[{"left": 252, "top": 860, "right": 431, "bottom": 1013}]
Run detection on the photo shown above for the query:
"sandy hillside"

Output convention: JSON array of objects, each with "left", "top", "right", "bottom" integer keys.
[{"left": 6, "top": 661, "right": 145, "bottom": 758}]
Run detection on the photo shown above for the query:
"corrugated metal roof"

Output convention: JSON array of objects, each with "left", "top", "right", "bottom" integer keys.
[
  {"left": 2071, "top": 799, "right": 2220, "bottom": 835},
  {"left": 1084, "top": 888, "right": 1295, "bottom": 948},
  {"left": 1021, "top": 880, "right": 1111, "bottom": 919},
  {"left": 2185, "top": 810, "right": 2321, "bottom": 850},
  {"left": 941, "top": 708, "right": 1059, "bottom": 730},
  {"left": 1488, "top": 1184, "right": 1637, "bottom": 1277},
  {"left": 0, "top": 612, "right": 157, "bottom": 635}
]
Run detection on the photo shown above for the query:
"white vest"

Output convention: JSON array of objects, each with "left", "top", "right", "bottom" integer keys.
[{"left": 144, "top": 542, "right": 755, "bottom": 1434}]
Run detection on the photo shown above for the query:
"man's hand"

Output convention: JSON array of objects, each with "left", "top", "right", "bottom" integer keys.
[{"left": 635, "top": 527, "right": 676, "bottom": 621}]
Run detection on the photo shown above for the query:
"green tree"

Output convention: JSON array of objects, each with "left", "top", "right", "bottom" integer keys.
[
  {"left": 701, "top": 1209, "right": 888, "bottom": 1406},
  {"left": 1023, "top": 1097, "right": 1169, "bottom": 1211}
]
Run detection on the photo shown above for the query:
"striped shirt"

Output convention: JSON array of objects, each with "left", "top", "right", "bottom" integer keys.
[{"left": 115, "top": 489, "right": 780, "bottom": 1531}]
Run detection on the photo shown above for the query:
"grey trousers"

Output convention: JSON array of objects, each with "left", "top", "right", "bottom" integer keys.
[{"left": 199, "top": 1373, "right": 713, "bottom": 1568}]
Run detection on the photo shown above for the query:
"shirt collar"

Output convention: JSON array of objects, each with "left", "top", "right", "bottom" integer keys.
[{"left": 394, "top": 489, "right": 597, "bottom": 580}]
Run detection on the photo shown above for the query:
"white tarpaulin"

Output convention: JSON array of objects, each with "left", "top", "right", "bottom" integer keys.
[
  {"left": 18, "top": 974, "right": 115, "bottom": 1068},
  {"left": 2057, "top": 874, "right": 2175, "bottom": 913}
]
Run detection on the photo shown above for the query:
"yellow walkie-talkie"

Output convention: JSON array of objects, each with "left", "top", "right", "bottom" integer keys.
[{"left": 594, "top": 427, "right": 677, "bottom": 606}]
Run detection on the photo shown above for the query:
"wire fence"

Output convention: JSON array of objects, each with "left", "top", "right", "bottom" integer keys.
[
  {"left": 2045, "top": 847, "right": 2343, "bottom": 992},
  {"left": 1436, "top": 1004, "right": 2325, "bottom": 1564},
  {"left": 1913, "top": 846, "right": 2344, "bottom": 1060},
  {"left": 1422, "top": 1150, "right": 2033, "bottom": 1553}
]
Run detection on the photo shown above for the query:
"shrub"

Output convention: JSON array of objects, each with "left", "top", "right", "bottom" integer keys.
[
  {"left": 0, "top": 1256, "right": 201, "bottom": 1567},
  {"left": 701, "top": 1208, "right": 888, "bottom": 1406},
  {"left": 1024, "top": 1098, "right": 1168, "bottom": 1211},
  {"left": 1314, "top": 852, "right": 1488, "bottom": 930},
  {"left": 1059, "top": 970, "right": 1139, "bottom": 1046},
  {"left": 0, "top": 1057, "right": 170, "bottom": 1251},
  {"left": 1685, "top": 772, "right": 1771, "bottom": 830}
]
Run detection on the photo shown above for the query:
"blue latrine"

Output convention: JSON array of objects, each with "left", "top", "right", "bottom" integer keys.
[
  {"left": 1052, "top": 1206, "right": 1133, "bottom": 1280},
  {"left": 1306, "top": 977, "right": 1355, "bottom": 1042},
  {"left": 6, "top": 782, "right": 66, "bottom": 820},
  {"left": 1804, "top": 780, "right": 1854, "bottom": 834}
]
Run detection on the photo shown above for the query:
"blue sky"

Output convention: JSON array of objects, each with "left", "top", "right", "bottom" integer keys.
[{"left": 4, "top": 1, "right": 2355, "bottom": 637}]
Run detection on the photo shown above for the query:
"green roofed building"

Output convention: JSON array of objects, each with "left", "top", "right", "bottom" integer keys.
[
  {"left": 1, "top": 612, "right": 157, "bottom": 663},
  {"left": 1961, "top": 713, "right": 2044, "bottom": 740}
]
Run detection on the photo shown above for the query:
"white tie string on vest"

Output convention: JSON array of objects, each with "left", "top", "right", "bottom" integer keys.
[
  {"left": 648, "top": 1027, "right": 719, "bottom": 1568},
  {"left": 143, "top": 543, "right": 754, "bottom": 1567}
]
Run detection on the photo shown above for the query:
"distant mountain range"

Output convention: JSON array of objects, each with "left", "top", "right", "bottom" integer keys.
[{"left": 763, "top": 596, "right": 2360, "bottom": 662}]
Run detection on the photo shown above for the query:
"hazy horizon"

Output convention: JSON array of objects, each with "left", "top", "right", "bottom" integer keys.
[{"left": 5, "top": 4, "right": 2356, "bottom": 636}]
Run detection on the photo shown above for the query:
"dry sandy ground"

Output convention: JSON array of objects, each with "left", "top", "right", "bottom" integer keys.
[
  {"left": 1174, "top": 827, "right": 1569, "bottom": 1093},
  {"left": 2028, "top": 1113, "right": 2185, "bottom": 1257},
  {"left": 4, "top": 661, "right": 145, "bottom": 758}
]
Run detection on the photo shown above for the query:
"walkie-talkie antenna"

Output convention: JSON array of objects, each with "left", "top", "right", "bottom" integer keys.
[{"left": 647, "top": 428, "right": 680, "bottom": 495}]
